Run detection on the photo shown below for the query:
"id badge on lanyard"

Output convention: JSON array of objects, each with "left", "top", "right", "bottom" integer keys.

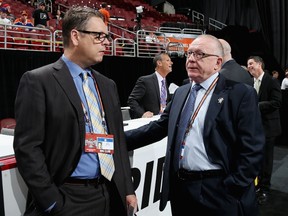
[{"left": 85, "top": 133, "right": 114, "bottom": 154}]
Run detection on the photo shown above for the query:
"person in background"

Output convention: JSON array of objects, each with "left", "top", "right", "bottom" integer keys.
[
  {"left": 247, "top": 55, "right": 282, "bottom": 205},
  {"left": 0, "top": 8, "right": 11, "bottom": 27},
  {"left": 127, "top": 53, "right": 173, "bottom": 119},
  {"left": 281, "top": 69, "right": 288, "bottom": 90},
  {"left": 98, "top": 2, "right": 110, "bottom": 26},
  {"left": 54, "top": 9, "right": 64, "bottom": 29},
  {"left": 219, "top": 39, "right": 253, "bottom": 86},
  {"left": 13, "top": 6, "right": 137, "bottom": 216},
  {"left": 32, "top": 2, "right": 54, "bottom": 31},
  {"left": 13, "top": 10, "right": 34, "bottom": 31},
  {"left": 0, "top": 2, "right": 14, "bottom": 22},
  {"left": 145, "top": 31, "right": 158, "bottom": 43},
  {"left": 182, "top": 77, "right": 191, "bottom": 85},
  {"left": 271, "top": 70, "right": 281, "bottom": 86},
  {"left": 126, "top": 34, "right": 265, "bottom": 216}
]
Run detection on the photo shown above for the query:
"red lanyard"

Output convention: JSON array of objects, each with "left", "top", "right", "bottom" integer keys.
[
  {"left": 81, "top": 72, "right": 106, "bottom": 133},
  {"left": 180, "top": 76, "right": 219, "bottom": 159}
]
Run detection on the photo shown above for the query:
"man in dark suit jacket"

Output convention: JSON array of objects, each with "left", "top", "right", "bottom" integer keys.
[
  {"left": 126, "top": 35, "right": 265, "bottom": 215},
  {"left": 182, "top": 77, "right": 191, "bottom": 85},
  {"left": 247, "top": 56, "right": 282, "bottom": 205},
  {"left": 127, "top": 53, "right": 173, "bottom": 119},
  {"left": 219, "top": 39, "right": 253, "bottom": 86},
  {"left": 13, "top": 6, "right": 137, "bottom": 216}
]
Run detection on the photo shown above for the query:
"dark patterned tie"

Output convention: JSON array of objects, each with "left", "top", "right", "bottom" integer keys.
[
  {"left": 160, "top": 79, "right": 167, "bottom": 113},
  {"left": 173, "top": 84, "right": 202, "bottom": 170}
]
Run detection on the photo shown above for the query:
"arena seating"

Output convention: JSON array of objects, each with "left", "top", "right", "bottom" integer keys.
[{"left": 0, "top": 0, "right": 205, "bottom": 58}]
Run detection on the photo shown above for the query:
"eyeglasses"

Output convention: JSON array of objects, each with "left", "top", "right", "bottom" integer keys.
[
  {"left": 77, "top": 30, "right": 112, "bottom": 43},
  {"left": 185, "top": 51, "right": 219, "bottom": 60}
]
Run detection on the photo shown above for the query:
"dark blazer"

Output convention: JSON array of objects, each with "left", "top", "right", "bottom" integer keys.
[
  {"left": 13, "top": 59, "right": 134, "bottom": 212},
  {"left": 182, "top": 78, "right": 190, "bottom": 85},
  {"left": 257, "top": 72, "right": 282, "bottom": 137},
  {"left": 126, "top": 74, "right": 264, "bottom": 214},
  {"left": 220, "top": 59, "right": 253, "bottom": 86},
  {"left": 127, "top": 73, "right": 171, "bottom": 119}
]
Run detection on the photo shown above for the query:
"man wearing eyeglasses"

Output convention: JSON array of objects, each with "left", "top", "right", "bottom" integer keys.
[
  {"left": 125, "top": 34, "right": 264, "bottom": 215},
  {"left": 13, "top": 6, "right": 137, "bottom": 216}
]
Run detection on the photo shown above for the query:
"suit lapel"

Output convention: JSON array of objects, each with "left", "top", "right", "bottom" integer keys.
[
  {"left": 152, "top": 73, "right": 160, "bottom": 101},
  {"left": 204, "top": 75, "right": 226, "bottom": 138},
  {"left": 258, "top": 72, "right": 267, "bottom": 97},
  {"left": 52, "top": 59, "right": 84, "bottom": 123},
  {"left": 169, "top": 84, "right": 191, "bottom": 146}
]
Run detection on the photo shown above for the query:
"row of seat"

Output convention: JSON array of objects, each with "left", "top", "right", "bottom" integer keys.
[
  {"left": 55, "top": 0, "right": 192, "bottom": 31},
  {"left": 0, "top": 118, "right": 16, "bottom": 136}
]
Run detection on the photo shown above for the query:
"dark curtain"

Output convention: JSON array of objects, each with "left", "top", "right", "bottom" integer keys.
[
  {"left": 0, "top": 50, "right": 61, "bottom": 119},
  {"left": 0, "top": 50, "right": 187, "bottom": 119},
  {"left": 267, "top": 0, "right": 288, "bottom": 72},
  {"left": 169, "top": 0, "right": 288, "bottom": 75}
]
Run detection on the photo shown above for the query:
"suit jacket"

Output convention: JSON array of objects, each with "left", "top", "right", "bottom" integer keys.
[
  {"left": 127, "top": 73, "right": 171, "bottom": 119},
  {"left": 182, "top": 78, "right": 190, "bottom": 85},
  {"left": 257, "top": 72, "right": 282, "bottom": 137},
  {"left": 126, "top": 74, "right": 264, "bottom": 213},
  {"left": 220, "top": 59, "right": 253, "bottom": 86},
  {"left": 13, "top": 58, "right": 134, "bottom": 212}
]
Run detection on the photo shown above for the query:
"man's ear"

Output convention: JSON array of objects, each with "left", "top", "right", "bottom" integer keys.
[
  {"left": 71, "top": 29, "right": 80, "bottom": 46},
  {"left": 215, "top": 57, "right": 223, "bottom": 70}
]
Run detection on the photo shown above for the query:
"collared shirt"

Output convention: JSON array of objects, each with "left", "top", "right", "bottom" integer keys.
[
  {"left": 180, "top": 72, "right": 221, "bottom": 171},
  {"left": 281, "top": 77, "right": 288, "bottom": 90},
  {"left": 254, "top": 71, "right": 264, "bottom": 93},
  {"left": 62, "top": 55, "right": 101, "bottom": 179}
]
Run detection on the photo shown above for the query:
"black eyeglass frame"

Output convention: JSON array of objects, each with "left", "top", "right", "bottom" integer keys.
[
  {"left": 77, "top": 30, "right": 112, "bottom": 42},
  {"left": 185, "top": 50, "right": 219, "bottom": 60}
]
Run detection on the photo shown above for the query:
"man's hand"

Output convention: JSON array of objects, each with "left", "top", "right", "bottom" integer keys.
[{"left": 142, "top": 111, "right": 153, "bottom": 118}]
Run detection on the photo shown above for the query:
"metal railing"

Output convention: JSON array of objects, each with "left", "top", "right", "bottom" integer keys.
[
  {"left": 192, "top": 10, "right": 204, "bottom": 25},
  {"left": 208, "top": 18, "right": 227, "bottom": 31},
  {"left": 0, "top": 23, "right": 204, "bottom": 58},
  {"left": 0, "top": 24, "right": 53, "bottom": 51}
]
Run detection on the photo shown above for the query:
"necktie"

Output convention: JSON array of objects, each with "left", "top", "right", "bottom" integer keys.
[
  {"left": 160, "top": 79, "right": 167, "bottom": 113},
  {"left": 254, "top": 79, "right": 261, "bottom": 94},
  {"left": 82, "top": 72, "right": 115, "bottom": 181},
  {"left": 173, "top": 84, "right": 202, "bottom": 170}
]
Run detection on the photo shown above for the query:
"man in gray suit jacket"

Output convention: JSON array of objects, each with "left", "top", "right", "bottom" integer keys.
[
  {"left": 248, "top": 55, "right": 282, "bottom": 205},
  {"left": 13, "top": 6, "right": 137, "bottom": 216},
  {"left": 219, "top": 39, "right": 253, "bottom": 86},
  {"left": 127, "top": 53, "right": 173, "bottom": 119},
  {"left": 126, "top": 35, "right": 265, "bottom": 216}
]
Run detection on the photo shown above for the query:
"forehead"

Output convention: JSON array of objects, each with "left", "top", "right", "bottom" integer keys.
[
  {"left": 189, "top": 37, "right": 214, "bottom": 51},
  {"left": 248, "top": 59, "right": 256, "bottom": 63},
  {"left": 161, "top": 54, "right": 170, "bottom": 61},
  {"left": 86, "top": 17, "right": 107, "bottom": 31}
]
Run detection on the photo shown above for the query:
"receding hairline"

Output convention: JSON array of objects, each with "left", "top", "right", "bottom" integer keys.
[{"left": 191, "top": 34, "right": 224, "bottom": 56}]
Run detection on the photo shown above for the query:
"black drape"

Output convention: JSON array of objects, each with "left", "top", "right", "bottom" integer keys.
[
  {"left": 0, "top": 50, "right": 187, "bottom": 120},
  {"left": 170, "top": 0, "right": 288, "bottom": 76}
]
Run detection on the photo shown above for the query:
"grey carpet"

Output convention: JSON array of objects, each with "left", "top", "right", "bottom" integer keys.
[{"left": 259, "top": 145, "right": 288, "bottom": 216}]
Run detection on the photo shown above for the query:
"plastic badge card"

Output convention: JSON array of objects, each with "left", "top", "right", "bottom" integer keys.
[{"left": 85, "top": 133, "right": 114, "bottom": 154}]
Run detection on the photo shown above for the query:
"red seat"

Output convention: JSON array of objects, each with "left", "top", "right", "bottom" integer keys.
[
  {"left": 9, "top": 31, "right": 30, "bottom": 50},
  {"left": 0, "top": 118, "right": 16, "bottom": 130}
]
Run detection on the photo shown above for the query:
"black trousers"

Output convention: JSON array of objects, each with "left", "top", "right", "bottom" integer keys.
[
  {"left": 170, "top": 175, "right": 259, "bottom": 216},
  {"left": 258, "top": 136, "right": 276, "bottom": 191},
  {"left": 24, "top": 182, "right": 110, "bottom": 216}
]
